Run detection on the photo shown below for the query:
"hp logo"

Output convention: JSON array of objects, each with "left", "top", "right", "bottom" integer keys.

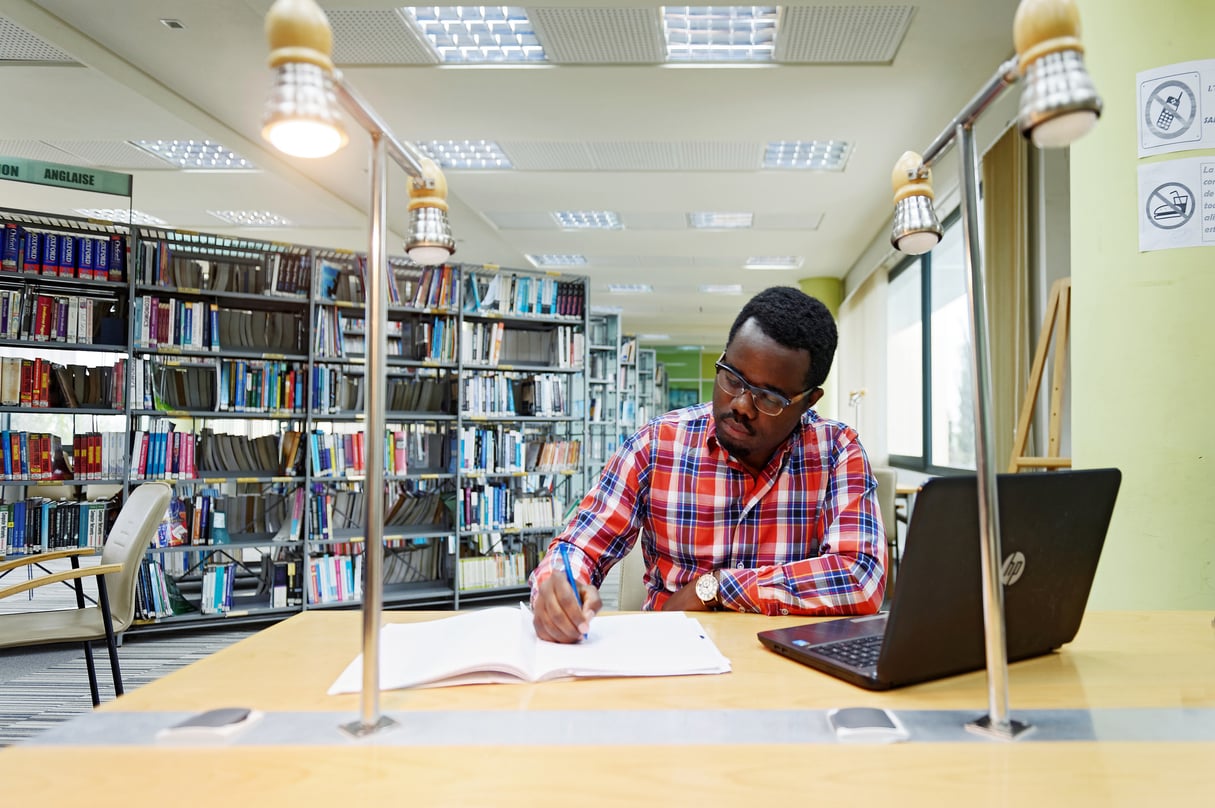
[{"left": 1001, "top": 552, "right": 1026, "bottom": 586}]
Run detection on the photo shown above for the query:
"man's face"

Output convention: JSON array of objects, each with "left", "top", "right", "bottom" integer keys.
[{"left": 713, "top": 318, "right": 820, "bottom": 473}]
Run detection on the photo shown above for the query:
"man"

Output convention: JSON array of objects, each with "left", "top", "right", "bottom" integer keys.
[{"left": 530, "top": 286, "right": 886, "bottom": 643}]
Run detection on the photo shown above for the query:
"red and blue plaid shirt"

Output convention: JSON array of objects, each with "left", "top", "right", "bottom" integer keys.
[{"left": 531, "top": 403, "right": 886, "bottom": 615}]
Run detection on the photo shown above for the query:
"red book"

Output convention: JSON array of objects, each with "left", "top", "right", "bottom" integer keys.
[
  {"left": 19, "top": 359, "right": 32, "bottom": 406},
  {"left": 34, "top": 295, "right": 51, "bottom": 341},
  {"left": 37, "top": 358, "right": 49, "bottom": 407}
]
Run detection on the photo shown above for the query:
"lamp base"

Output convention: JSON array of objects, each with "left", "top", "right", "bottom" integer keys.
[
  {"left": 340, "top": 714, "right": 399, "bottom": 738},
  {"left": 965, "top": 714, "right": 1035, "bottom": 741}
]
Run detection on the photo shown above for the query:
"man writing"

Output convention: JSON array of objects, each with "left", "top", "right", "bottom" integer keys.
[{"left": 531, "top": 286, "right": 886, "bottom": 643}]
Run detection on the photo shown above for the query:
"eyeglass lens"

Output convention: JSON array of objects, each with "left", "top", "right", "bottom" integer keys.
[{"left": 716, "top": 366, "right": 786, "bottom": 415}]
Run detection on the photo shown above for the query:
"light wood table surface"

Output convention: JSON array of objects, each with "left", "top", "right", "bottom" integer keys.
[{"left": 1, "top": 609, "right": 1212, "bottom": 806}]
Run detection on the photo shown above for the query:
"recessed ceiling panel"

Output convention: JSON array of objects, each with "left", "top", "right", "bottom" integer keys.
[
  {"left": 622, "top": 212, "right": 690, "bottom": 230},
  {"left": 530, "top": 8, "right": 665, "bottom": 64},
  {"left": 679, "top": 141, "right": 764, "bottom": 170},
  {"left": 0, "top": 17, "right": 75, "bottom": 62},
  {"left": 484, "top": 211, "right": 560, "bottom": 230},
  {"left": 753, "top": 212, "right": 824, "bottom": 230},
  {"left": 0, "top": 139, "right": 77, "bottom": 162},
  {"left": 499, "top": 141, "right": 595, "bottom": 171},
  {"left": 588, "top": 141, "right": 680, "bottom": 171},
  {"left": 328, "top": 9, "right": 438, "bottom": 65},
  {"left": 53, "top": 141, "right": 182, "bottom": 170},
  {"left": 775, "top": 5, "right": 915, "bottom": 64}
]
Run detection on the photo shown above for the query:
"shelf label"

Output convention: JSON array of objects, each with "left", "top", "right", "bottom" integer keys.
[{"left": 0, "top": 157, "right": 132, "bottom": 196}]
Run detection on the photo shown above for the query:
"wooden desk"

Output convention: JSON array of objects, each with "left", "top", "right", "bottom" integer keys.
[{"left": 1, "top": 610, "right": 1213, "bottom": 805}]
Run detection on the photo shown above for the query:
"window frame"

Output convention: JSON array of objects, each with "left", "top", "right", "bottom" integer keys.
[{"left": 887, "top": 208, "right": 974, "bottom": 476}]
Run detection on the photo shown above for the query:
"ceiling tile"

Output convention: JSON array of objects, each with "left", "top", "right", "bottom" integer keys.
[
  {"left": 775, "top": 5, "right": 916, "bottom": 64},
  {"left": 0, "top": 17, "right": 75, "bottom": 62},
  {"left": 328, "top": 8, "right": 438, "bottom": 65},
  {"left": 530, "top": 7, "right": 665, "bottom": 64}
]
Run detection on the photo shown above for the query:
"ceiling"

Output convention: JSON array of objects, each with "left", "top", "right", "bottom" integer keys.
[{"left": 0, "top": 0, "right": 1020, "bottom": 347}]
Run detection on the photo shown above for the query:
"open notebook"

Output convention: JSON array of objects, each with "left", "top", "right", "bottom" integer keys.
[{"left": 328, "top": 605, "right": 731, "bottom": 694}]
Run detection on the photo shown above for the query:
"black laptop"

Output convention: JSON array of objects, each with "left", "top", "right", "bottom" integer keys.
[{"left": 756, "top": 468, "right": 1121, "bottom": 690}]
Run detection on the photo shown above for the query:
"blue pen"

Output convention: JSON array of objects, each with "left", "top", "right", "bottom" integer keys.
[{"left": 558, "top": 542, "right": 588, "bottom": 639}]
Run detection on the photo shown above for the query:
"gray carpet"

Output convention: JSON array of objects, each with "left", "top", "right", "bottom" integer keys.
[{"left": 0, "top": 628, "right": 257, "bottom": 746}]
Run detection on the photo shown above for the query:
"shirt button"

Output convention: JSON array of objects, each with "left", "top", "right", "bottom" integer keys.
[
  {"left": 736, "top": 563, "right": 743, "bottom": 568},
  {"left": 780, "top": 609, "right": 789, "bottom": 615}
]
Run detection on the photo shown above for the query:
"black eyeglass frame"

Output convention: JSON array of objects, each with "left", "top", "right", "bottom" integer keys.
[{"left": 713, "top": 353, "right": 818, "bottom": 416}]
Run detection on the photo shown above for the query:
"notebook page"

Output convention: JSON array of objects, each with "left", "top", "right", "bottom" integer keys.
[{"left": 531, "top": 612, "right": 731, "bottom": 681}]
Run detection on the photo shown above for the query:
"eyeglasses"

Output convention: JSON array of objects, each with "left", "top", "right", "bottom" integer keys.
[{"left": 714, "top": 355, "right": 817, "bottom": 417}]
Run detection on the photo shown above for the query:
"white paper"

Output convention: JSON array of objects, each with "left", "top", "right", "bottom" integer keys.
[
  {"left": 1137, "top": 156, "right": 1215, "bottom": 252},
  {"left": 328, "top": 606, "right": 731, "bottom": 695},
  {"left": 1137, "top": 59, "right": 1215, "bottom": 157}
]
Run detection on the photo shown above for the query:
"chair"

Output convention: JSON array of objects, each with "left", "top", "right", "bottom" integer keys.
[
  {"left": 616, "top": 535, "right": 648, "bottom": 611},
  {"left": 872, "top": 467, "right": 900, "bottom": 588},
  {"left": 0, "top": 482, "right": 171, "bottom": 706}
]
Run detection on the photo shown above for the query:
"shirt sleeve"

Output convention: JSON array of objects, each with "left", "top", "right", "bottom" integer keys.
[
  {"left": 721, "top": 430, "right": 887, "bottom": 616},
  {"left": 528, "top": 426, "right": 651, "bottom": 605}
]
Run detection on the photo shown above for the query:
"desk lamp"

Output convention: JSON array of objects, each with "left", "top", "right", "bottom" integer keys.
[
  {"left": 888, "top": 0, "right": 1101, "bottom": 740},
  {"left": 261, "top": 0, "right": 457, "bottom": 737}
]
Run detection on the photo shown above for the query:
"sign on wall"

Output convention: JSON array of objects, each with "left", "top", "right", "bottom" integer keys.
[
  {"left": 1137, "top": 59, "right": 1215, "bottom": 158},
  {"left": 1137, "top": 156, "right": 1215, "bottom": 252}
]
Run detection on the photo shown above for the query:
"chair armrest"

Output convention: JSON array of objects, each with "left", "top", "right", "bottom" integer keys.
[
  {"left": 0, "top": 563, "right": 122, "bottom": 601},
  {"left": 0, "top": 547, "right": 99, "bottom": 575}
]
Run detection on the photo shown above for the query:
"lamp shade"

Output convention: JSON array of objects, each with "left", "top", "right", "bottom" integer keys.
[
  {"left": 890, "top": 151, "right": 943, "bottom": 255},
  {"left": 261, "top": 0, "right": 348, "bottom": 158},
  {"left": 1013, "top": 0, "right": 1102, "bottom": 147},
  {"left": 405, "top": 157, "right": 456, "bottom": 265}
]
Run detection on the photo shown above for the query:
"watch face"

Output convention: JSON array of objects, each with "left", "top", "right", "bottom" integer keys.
[{"left": 695, "top": 573, "right": 718, "bottom": 604}]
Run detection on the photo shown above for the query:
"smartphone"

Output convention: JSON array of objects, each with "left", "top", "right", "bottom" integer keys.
[
  {"left": 826, "top": 707, "right": 909, "bottom": 744},
  {"left": 156, "top": 707, "right": 264, "bottom": 742}
]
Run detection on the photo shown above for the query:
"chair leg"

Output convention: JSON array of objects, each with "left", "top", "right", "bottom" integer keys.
[
  {"left": 96, "top": 578, "right": 124, "bottom": 699},
  {"left": 82, "top": 641, "right": 101, "bottom": 707}
]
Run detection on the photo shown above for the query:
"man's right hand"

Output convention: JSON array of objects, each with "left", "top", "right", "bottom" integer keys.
[{"left": 533, "top": 573, "right": 602, "bottom": 643}]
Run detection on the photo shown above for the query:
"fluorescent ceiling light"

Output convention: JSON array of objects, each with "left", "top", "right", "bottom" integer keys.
[
  {"left": 663, "top": 6, "right": 778, "bottom": 62},
  {"left": 699, "top": 283, "right": 743, "bottom": 294},
  {"left": 400, "top": 6, "right": 546, "bottom": 63},
  {"left": 607, "top": 283, "right": 653, "bottom": 294},
  {"left": 688, "top": 212, "right": 753, "bottom": 230},
  {"left": 208, "top": 210, "right": 293, "bottom": 227},
  {"left": 590, "top": 305, "right": 624, "bottom": 314},
  {"left": 526, "top": 254, "right": 588, "bottom": 268},
  {"left": 763, "top": 140, "right": 851, "bottom": 171},
  {"left": 75, "top": 208, "right": 168, "bottom": 226},
  {"left": 417, "top": 140, "right": 513, "bottom": 169},
  {"left": 132, "top": 139, "right": 256, "bottom": 170},
  {"left": 637, "top": 333, "right": 670, "bottom": 340},
  {"left": 745, "top": 256, "right": 804, "bottom": 270},
  {"left": 553, "top": 210, "right": 623, "bottom": 230}
]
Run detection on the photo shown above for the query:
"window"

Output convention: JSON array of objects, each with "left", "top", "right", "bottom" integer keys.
[{"left": 887, "top": 212, "right": 975, "bottom": 473}]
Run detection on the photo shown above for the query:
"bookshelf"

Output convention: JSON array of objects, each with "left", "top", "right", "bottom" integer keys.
[
  {"left": 0, "top": 205, "right": 133, "bottom": 563},
  {"left": 585, "top": 311, "right": 622, "bottom": 487},
  {"left": 1, "top": 194, "right": 590, "bottom": 627}
]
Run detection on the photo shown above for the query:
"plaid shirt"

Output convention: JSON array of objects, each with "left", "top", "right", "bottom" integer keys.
[{"left": 531, "top": 403, "right": 886, "bottom": 615}]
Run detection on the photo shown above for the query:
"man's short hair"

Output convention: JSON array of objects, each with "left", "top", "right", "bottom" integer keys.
[{"left": 727, "top": 286, "right": 838, "bottom": 389}]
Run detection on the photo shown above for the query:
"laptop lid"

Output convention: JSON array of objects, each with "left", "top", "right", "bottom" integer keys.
[{"left": 757, "top": 468, "right": 1121, "bottom": 690}]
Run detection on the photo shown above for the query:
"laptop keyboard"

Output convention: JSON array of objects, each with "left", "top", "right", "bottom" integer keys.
[{"left": 813, "top": 634, "right": 883, "bottom": 668}]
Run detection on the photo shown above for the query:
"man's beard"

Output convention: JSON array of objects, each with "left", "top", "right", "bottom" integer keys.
[{"left": 714, "top": 411, "right": 754, "bottom": 461}]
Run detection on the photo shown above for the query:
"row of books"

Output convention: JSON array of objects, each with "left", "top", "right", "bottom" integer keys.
[
  {"left": 68, "top": 432, "right": 127, "bottom": 480},
  {"left": 134, "top": 559, "right": 175, "bottom": 620},
  {"left": 306, "top": 424, "right": 453, "bottom": 479},
  {"left": 340, "top": 315, "right": 459, "bottom": 363},
  {"left": 465, "top": 271, "right": 585, "bottom": 319},
  {"left": 457, "top": 549, "right": 528, "bottom": 591},
  {"left": 138, "top": 358, "right": 309, "bottom": 414},
  {"left": 2, "top": 224, "right": 126, "bottom": 282},
  {"left": 155, "top": 490, "right": 298, "bottom": 548},
  {"left": 0, "top": 358, "right": 125, "bottom": 410},
  {"left": 131, "top": 424, "right": 296, "bottom": 480},
  {"left": 461, "top": 319, "right": 587, "bottom": 368},
  {"left": 0, "top": 431, "right": 69, "bottom": 481},
  {"left": 313, "top": 370, "right": 455, "bottom": 415},
  {"left": 457, "top": 484, "right": 563, "bottom": 532},
  {"left": 138, "top": 241, "right": 310, "bottom": 298},
  {"left": 456, "top": 425, "right": 570, "bottom": 474},
  {"left": 459, "top": 372, "right": 572, "bottom": 417},
  {"left": 200, "top": 562, "right": 237, "bottom": 614},
  {"left": 134, "top": 297, "right": 306, "bottom": 354},
  {"left": 312, "top": 487, "right": 453, "bottom": 538},
  {"left": 0, "top": 289, "right": 124, "bottom": 346},
  {"left": 0, "top": 497, "right": 115, "bottom": 555},
  {"left": 306, "top": 553, "right": 363, "bottom": 605}
]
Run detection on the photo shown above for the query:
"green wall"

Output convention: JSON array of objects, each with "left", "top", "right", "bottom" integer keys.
[
  {"left": 800, "top": 278, "right": 843, "bottom": 421},
  {"left": 1073, "top": 0, "right": 1215, "bottom": 608}
]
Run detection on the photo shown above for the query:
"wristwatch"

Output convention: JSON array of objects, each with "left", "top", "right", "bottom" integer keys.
[{"left": 695, "top": 571, "right": 721, "bottom": 609}]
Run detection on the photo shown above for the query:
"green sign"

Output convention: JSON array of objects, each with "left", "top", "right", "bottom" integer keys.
[{"left": 0, "top": 156, "right": 132, "bottom": 197}]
